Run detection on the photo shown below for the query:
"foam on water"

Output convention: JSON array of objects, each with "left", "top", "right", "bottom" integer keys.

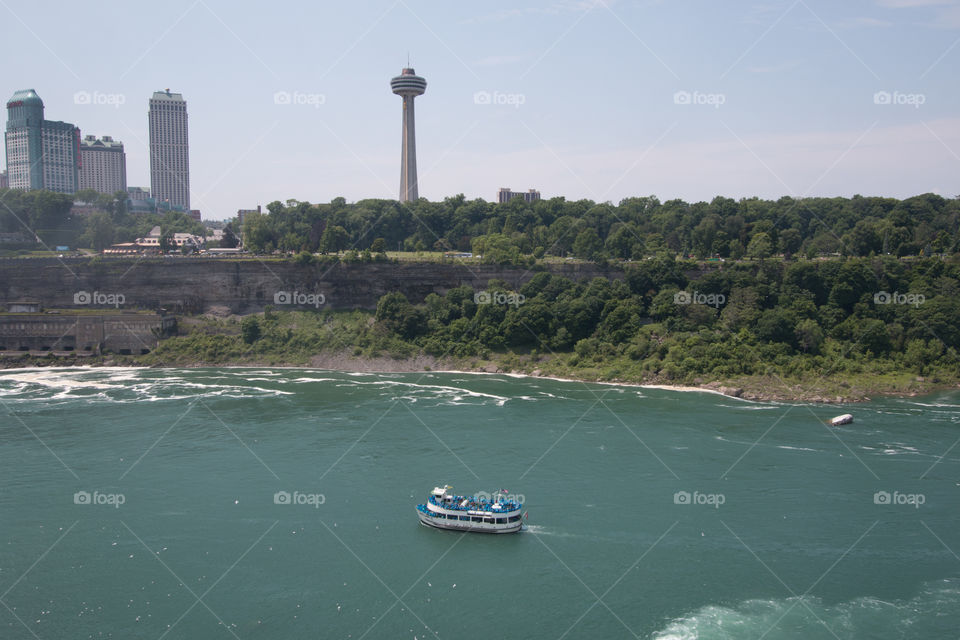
[
  {"left": 0, "top": 368, "right": 292, "bottom": 403},
  {"left": 653, "top": 580, "right": 960, "bottom": 639}
]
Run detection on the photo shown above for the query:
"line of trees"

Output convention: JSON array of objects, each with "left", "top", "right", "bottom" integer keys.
[
  {"left": 0, "top": 188, "right": 210, "bottom": 252},
  {"left": 240, "top": 193, "right": 960, "bottom": 261},
  {"left": 369, "top": 255, "right": 960, "bottom": 382}
]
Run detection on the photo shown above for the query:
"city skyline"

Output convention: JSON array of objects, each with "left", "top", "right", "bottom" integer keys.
[{"left": 0, "top": 1, "right": 958, "bottom": 219}]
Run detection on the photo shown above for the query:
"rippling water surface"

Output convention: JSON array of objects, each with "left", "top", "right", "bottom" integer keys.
[{"left": 1, "top": 367, "right": 958, "bottom": 639}]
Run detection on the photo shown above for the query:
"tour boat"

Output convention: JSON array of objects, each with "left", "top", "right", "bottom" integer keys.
[
  {"left": 830, "top": 413, "right": 854, "bottom": 426},
  {"left": 416, "top": 485, "right": 525, "bottom": 534}
]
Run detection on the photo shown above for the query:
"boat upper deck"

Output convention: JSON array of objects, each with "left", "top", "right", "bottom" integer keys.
[{"left": 428, "top": 493, "right": 522, "bottom": 514}]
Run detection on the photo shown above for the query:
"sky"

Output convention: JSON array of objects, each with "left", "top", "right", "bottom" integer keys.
[{"left": 2, "top": 0, "right": 958, "bottom": 220}]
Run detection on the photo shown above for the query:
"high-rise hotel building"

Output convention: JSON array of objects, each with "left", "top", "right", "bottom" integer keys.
[
  {"left": 148, "top": 90, "right": 190, "bottom": 210},
  {"left": 4, "top": 89, "right": 80, "bottom": 194},
  {"left": 79, "top": 135, "right": 127, "bottom": 195}
]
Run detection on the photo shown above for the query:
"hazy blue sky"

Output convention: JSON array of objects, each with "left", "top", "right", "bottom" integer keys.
[{"left": 3, "top": 0, "right": 958, "bottom": 219}]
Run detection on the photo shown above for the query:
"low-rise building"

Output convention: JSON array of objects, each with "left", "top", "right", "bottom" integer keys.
[
  {"left": 133, "top": 226, "right": 204, "bottom": 251},
  {"left": 6, "top": 301, "right": 40, "bottom": 313},
  {"left": 237, "top": 205, "right": 261, "bottom": 227},
  {"left": 497, "top": 188, "right": 541, "bottom": 204},
  {"left": 127, "top": 186, "right": 150, "bottom": 201},
  {"left": 0, "top": 310, "right": 176, "bottom": 354}
]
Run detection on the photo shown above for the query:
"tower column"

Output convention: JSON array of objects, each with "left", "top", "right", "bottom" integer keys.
[{"left": 390, "top": 67, "right": 427, "bottom": 203}]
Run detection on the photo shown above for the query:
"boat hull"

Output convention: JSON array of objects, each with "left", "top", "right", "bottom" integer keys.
[{"left": 417, "top": 509, "right": 523, "bottom": 534}]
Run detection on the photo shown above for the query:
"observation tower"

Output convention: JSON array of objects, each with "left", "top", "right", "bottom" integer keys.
[{"left": 390, "top": 67, "right": 427, "bottom": 202}]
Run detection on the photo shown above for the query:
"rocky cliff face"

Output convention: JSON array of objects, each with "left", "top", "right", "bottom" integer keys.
[{"left": 0, "top": 258, "right": 623, "bottom": 314}]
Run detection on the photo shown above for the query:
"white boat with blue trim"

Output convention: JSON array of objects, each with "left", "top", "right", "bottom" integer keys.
[{"left": 416, "top": 485, "right": 525, "bottom": 534}]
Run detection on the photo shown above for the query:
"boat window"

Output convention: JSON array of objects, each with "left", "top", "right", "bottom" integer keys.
[
  {"left": 460, "top": 516, "right": 469, "bottom": 521},
  {"left": 508, "top": 515, "right": 521, "bottom": 522},
  {"left": 471, "top": 516, "right": 482, "bottom": 523},
  {"left": 495, "top": 518, "right": 504, "bottom": 524}
]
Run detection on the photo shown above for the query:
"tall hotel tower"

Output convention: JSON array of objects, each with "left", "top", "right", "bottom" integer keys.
[
  {"left": 4, "top": 89, "right": 80, "bottom": 193},
  {"left": 79, "top": 135, "right": 127, "bottom": 194},
  {"left": 390, "top": 67, "right": 426, "bottom": 203},
  {"left": 148, "top": 90, "right": 190, "bottom": 210}
]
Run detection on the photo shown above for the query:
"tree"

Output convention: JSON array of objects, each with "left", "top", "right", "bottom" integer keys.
[
  {"left": 794, "top": 318, "right": 823, "bottom": 353},
  {"left": 375, "top": 292, "right": 426, "bottom": 339},
  {"left": 241, "top": 316, "right": 261, "bottom": 344},
  {"left": 242, "top": 211, "right": 276, "bottom": 253},
  {"left": 572, "top": 228, "right": 603, "bottom": 260},
  {"left": 221, "top": 224, "right": 239, "bottom": 249},
  {"left": 320, "top": 225, "right": 349, "bottom": 254},
  {"left": 370, "top": 237, "right": 387, "bottom": 253},
  {"left": 472, "top": 234, "right": 520, "bottom": 265},
  {"left": 747, "top": 232, "right": 773, "bottom": 261},
  {"left": 755, "top": 308, "right": 795, "bottom": 346},
  {"left": 80, "top": 212, "right": 114, "bottom": 252},
  {"left": 159, "top": 230, "right": 175, "bottom": 253},
  {"left": 778, "top": 228, "right": 802, "bottom": 257}
]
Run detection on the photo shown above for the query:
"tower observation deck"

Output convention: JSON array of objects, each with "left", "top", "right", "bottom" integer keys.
[{"left": 390, "top": 67, "right": 427, "bottom": 203}]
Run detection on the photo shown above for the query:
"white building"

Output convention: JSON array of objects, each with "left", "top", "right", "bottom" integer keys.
[
  {"left": 79, "top": 135, "right": 127, "bottom": 195},
  {"left": 148, "top": 90, "right": 190, "bottom": 210},
  {"left": 135, "top": 225, "right": 203, "bottom": 250}
]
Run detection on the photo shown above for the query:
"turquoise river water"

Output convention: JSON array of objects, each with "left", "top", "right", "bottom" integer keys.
[{"left": 1, "top": 367, "right": 959, "bottom": 639}]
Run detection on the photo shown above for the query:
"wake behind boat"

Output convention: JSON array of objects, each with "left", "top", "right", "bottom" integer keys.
[{"left": 416, "top": 485, "right": 525, "bottom": 534}]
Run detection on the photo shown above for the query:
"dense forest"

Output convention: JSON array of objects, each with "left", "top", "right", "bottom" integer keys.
[
  {"left": 239, "top": 193, "right": 960, "bottom": 260},
  {"left": 6, "top": 187, "right": 951, "bottom": 395},
  {"left": 1, "top": 189, "right": 957, "bottom": 261},
  {"left": 149, "top": 254, "right": 960, "bottom": 399}
]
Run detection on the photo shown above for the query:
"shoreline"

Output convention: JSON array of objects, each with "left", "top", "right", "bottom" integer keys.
[{"left": 1, "top": 353, "right": 956, "bottom": 404}]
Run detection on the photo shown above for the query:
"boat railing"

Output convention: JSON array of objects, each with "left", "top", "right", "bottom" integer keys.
[{"left": 427, "top": 495, "right": 521, "bottom": 512}]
